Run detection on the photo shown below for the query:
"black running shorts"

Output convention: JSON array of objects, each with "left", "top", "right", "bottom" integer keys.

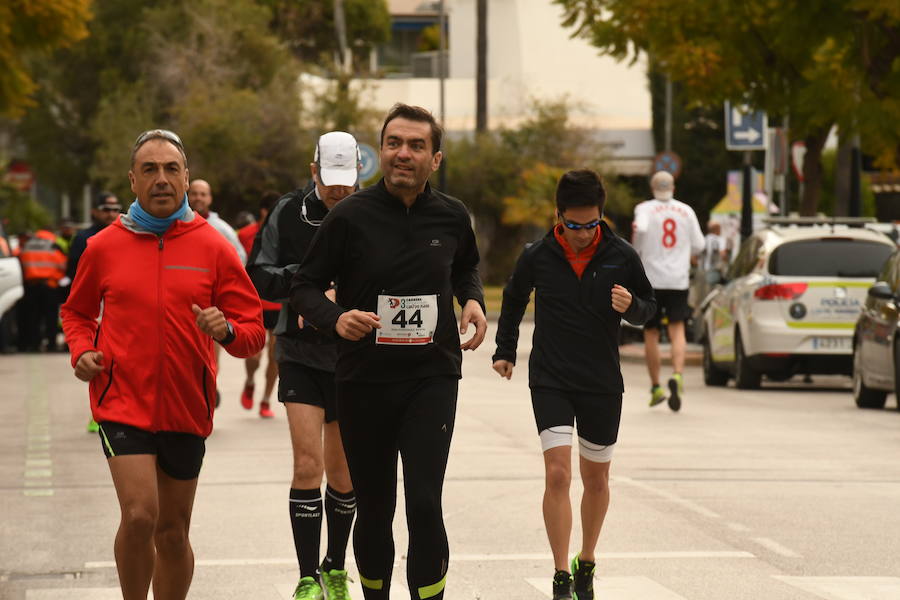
[
  {"left": 644, "top": 288, "right": 691, "bottom": 329},
  {"left": 278, "top": 361, "right": 337, "bottom": 423},
  {"left": 263, "top": 309, "right": 280, "bottom": 331},
  {"left": 530, "top": 387, "right": 622, "bottom": 447},
  {"left": 97, "top": 421, "right": 206, "bottom": 480}
]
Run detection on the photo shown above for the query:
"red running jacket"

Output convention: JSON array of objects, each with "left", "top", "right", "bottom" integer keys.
[{"left": 61, "top": 213, "right": 265, "bottom": 437}]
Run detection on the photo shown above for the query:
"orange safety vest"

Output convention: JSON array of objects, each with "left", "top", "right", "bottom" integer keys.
[{"left": 20, "top": 229, "right": 67, "bottom": 286}]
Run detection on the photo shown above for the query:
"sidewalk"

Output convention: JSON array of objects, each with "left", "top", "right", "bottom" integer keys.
[{"left": 619, "top": 342, "right": 703, "bottom": 366}]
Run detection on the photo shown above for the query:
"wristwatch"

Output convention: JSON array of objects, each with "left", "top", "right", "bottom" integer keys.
[{"left": 218, "top": 321, "right": 236, "bottom": 345}]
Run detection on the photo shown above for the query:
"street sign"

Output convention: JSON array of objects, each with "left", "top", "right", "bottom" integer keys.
[
  {"left": 358, "top": 143, "right": 379, "bottom": 181},
  {"left": 653, "top": 151, "right": 683, "bottom": 179},
  {"left": 791, "top": 141, "right": 806, "bottom": 182},
  {"left": 724, "top": 102, "right": 768, "bottom": 151}
]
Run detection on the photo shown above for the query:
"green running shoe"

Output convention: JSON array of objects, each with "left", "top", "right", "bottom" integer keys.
[
  {"left": 668, "top": 372, "right": 683, "bottom": 412},
  {"left": 87, "top": 418, "right": 99, "bottom": 433},
  {"left": 320, "top": 565, "right": 352, "bottom": 600},
  {"left": 649, "top": 384, "right": 666, "bottom": 407},
  {"left": 293, "top": 576, "right": 323, "bottom": 600},
  {"left": 552, "top": 570, "right": 573, "bottom": 600},
  {"left": 570, "top": 553, "right": 596, "bottom": 600}
]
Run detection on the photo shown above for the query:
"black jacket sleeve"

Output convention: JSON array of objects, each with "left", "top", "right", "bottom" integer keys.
[
  {"left": 492, "top": 244, "right": 535, "bottom": 364},
  {"left": 66, "top": 231, "right": 89, "bottom": 281},
  {"left": 621, "top": 243, "right": 657, "bottom": 326},
  {"left": 289, "top": 210, "right": 347, "bottom": 333},
  {"left": 451, "top": 208, "right": 486, "bottom": 313},
  {"left": 247, "top": 196, "right": 299, "bottom": 302}
]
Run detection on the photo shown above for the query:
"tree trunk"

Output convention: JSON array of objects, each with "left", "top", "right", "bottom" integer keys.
[
  {"left": 799, "top": 127, "right": 829, "bottom": 216},
  {"left": 834, "top": 135, "right": 851, "bottom": 216}
]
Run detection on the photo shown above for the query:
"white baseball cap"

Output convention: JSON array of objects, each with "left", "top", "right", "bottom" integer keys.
[{"left": 315, "top": 131, "right": 360, "bottom": 187}]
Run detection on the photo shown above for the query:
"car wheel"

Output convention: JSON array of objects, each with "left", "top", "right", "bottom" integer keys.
[
  {"left": 854, "top": 336, "right": 887, "bottom": 409},
  {"left": 734, "top": 330, "right": 761, "bottom": 389},
  {"left": 703, "top": 336, "right": 729, "bottom": 386}
]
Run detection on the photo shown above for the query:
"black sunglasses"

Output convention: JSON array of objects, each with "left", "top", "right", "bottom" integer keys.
[
  {"left": 561, "top": 217, "right": 601, "bottom": 231},
  {"left": 134, "top": 129, "right": 183, "bottom": 149}
]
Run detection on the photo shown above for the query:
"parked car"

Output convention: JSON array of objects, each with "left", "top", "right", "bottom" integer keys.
[
  {"left": 700, "top": 218, "right": 895, "bottom": 388},
  {"left": 0, "top": 221, "right": 23, "bottom": 318},
  {"left": 851, "top": 250, "right": 900, "bottom": 409}
]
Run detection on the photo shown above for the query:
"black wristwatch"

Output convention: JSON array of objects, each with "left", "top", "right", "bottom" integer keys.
[{"left": 218, "top": 321, "right": 236, "bottom": 345}]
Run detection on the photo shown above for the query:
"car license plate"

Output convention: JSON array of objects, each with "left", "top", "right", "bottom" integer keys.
[{"left": 811, "top": 336, "right": 851, "bottom": 350}]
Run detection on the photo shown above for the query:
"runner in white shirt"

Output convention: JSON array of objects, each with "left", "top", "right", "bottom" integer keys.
[{"left": 632, "top": 171, "right": 704, "bottom": 411}]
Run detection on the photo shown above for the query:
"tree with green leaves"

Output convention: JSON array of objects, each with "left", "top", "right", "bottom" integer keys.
[
  {"left": 0, "top": 0, "right": 92, "bottom": 118},
  {"left": 556, "top": 0, "right": 900, "bottom": 216}
]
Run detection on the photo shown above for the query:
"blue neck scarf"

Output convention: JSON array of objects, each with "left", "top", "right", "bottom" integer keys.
[{"left": 128, "top": 194, "right": 189, "bottom": 234}]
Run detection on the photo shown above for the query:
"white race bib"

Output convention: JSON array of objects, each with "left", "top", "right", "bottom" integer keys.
[{"left": 376, "top": 294, "right": 438, "bottom": 345}]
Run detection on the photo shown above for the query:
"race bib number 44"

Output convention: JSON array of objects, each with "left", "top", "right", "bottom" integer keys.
[{"left": 376, "top": 294, "right": 438, "bottom": 345}]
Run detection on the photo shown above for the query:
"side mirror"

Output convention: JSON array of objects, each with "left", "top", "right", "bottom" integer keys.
[{"left": 868, "top": 281, "right": 895, "bottom": 300}]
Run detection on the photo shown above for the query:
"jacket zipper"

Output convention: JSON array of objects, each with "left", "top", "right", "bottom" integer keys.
[
  {"left": 155, "top": 235, "right": 164, "bottom": 429},
  {"left": 97, "top": 359, "right": 116, "bottom": 406}
]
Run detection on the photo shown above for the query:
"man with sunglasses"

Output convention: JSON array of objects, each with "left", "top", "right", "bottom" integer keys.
[
  {"left": 65, "top": 191, "right": 123, "bottom": 433},
  {"left": 247, "top": 131, "right": 360, "bottom": 600},
  {"left": 61, "top": 129, "right": 265, "bottom": 600},
  {"left": 492, "top": 169, "right": 656, "bottom": 600}
]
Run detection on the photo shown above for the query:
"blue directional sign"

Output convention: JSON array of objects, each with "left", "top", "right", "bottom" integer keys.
[
  {"left": 358, "top": 143, "right": 379, "bottom": 181},
  {"left": 724, "top": 102, "right": 767, "bottom": 151}
]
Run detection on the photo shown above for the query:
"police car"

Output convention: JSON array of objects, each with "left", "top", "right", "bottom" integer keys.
[
  {"left": 0, "top": 221, "right": 23, "bottom": 319},
  {"left": 700, "top": 217, "right": 895, "bottom": 389}
]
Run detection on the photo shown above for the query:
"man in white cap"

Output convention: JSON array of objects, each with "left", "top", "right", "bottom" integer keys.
[
  {"left": 632, "top": 171, "right": 705, "bottom": 412},
  {"left": 246, "top": 131, "right": 361, "bottom": 600}
]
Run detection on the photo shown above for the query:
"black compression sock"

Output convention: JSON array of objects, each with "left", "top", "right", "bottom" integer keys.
[
  {"left": 324, "top": 485, "right": 356, "bottom": 571},
  {"left": 289, "top": 487, "right": 323, "bottom": 579}
]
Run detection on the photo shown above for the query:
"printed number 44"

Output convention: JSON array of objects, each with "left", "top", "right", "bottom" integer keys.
[{"left": 392, "top": 309, "right": 423, "bottom": 328}]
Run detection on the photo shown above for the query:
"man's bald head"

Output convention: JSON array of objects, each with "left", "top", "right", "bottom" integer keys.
[
  {"left": 188, "top": 179, "right": 213, "bottom": 217},
  {"left": 650, "top": 171, "right": 675, "bottom": 201}
]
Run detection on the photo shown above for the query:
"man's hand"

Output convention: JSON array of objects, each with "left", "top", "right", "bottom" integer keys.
[
  {"left": 492, "top": 359, "right": 514, "bottom": 380},
  {"left": 611, "top": 284, "right": 632, "bottom": 314},
  {"left": 75, "top": 351, "right": 104, "bottom": 382},
  {"left": 336, "top": 310, "right": 381, "bottom": 341},
  {"left": 460, "top": 299, "right": 487, "bottom": 351},
  {"left": 192, "top": 304, "right": 229, "bottom": 341}
]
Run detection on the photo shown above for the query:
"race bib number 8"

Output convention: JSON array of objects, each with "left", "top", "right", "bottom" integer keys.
[{"left": 376, "top": 294, "right": 438, "bottom": 345}]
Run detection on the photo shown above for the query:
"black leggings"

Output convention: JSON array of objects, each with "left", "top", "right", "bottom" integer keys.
[{"left": 336, "top": 376, "right": 458, "bottom": 600}]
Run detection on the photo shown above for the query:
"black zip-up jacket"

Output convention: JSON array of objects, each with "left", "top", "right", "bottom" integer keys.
[
  {"left": 492, "top": 222, "right": 656, "bottom": 394},
  {"left": 246, "top": 182, "right": 336, "bottom": 371},
  {"left": 290, "top": 179, "right": 485, "bottom": 383}
]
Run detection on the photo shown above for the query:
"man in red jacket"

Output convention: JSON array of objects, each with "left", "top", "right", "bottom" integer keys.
[{"left": 61, "top": 129, "right": 265, "bottom": 600}]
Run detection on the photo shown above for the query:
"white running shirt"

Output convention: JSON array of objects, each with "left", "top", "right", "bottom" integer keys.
[{"left": 632, "top": 197, "right": 705, "bottom": 290}]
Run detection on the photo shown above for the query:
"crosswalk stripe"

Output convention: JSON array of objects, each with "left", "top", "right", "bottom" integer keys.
[
  {"left": 26, "top": 590, "right": 153, "bottom": 599},
  {"left": 276, "top": 581, "right": 408, "bottom": 598},
  {"left": 83, "top": 550, "right": 754, "bottom": 569},
  {"left": 773, "top": 576, "right": 900, "bottom": 599},
  {"left": 526, "top": 576, "right": 689, "bottom": 599}
]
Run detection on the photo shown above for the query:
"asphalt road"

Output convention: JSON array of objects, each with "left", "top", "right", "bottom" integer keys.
[{"left": 2, "top": 320, "right": 900, "bottom": 599}]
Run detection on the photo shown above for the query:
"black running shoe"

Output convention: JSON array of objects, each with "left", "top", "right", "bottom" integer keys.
[
  {"left": 553, "top": 570, "right": 573, "bottom": 600},
  {"left": 571, "top": 553, "right": 596, "bottom": 600},
  {"left": 667, "top": 373, "right": 682, "bottom": 412}
]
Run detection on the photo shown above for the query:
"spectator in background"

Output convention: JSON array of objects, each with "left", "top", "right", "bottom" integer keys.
[{"left": 19, "top": 228, "right": 67, "bottom": 352}]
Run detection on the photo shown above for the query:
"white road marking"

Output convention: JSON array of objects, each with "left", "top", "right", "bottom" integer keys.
[
  {"left": 615, "top": 476, "right": 722, "bottom": 519},
  {"left": 773, "top": 576, "right": 900, "bottom": 599},
  {"left": 527, "top": 576, "right": 689, "bottom": 599},
  {"left": 751, "top": 537, "right": 802, "bottom": 558},
  {"left": 726, "top": 522, "right": 752, "bottom": 533},
  {"left": 27, "top": 590, "right": 153, "bottom": 599},
  {"left": 84, "top": 550, "right": 755, "bottom": 569}
]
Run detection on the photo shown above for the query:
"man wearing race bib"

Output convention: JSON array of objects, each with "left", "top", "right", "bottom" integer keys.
[
  {"left": 492, "top": 169, "right": 656, "bottom": 600},
  {"left": 290, "top": 104, "right": 487, "bottom": 600},
  {"left": 631, "top": 171, "right": 705, "bottom": 411}
]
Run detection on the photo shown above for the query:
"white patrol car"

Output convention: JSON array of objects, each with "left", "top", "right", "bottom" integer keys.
[{"left": 700, "top": 217, "right": 895, "bottom": 389}]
